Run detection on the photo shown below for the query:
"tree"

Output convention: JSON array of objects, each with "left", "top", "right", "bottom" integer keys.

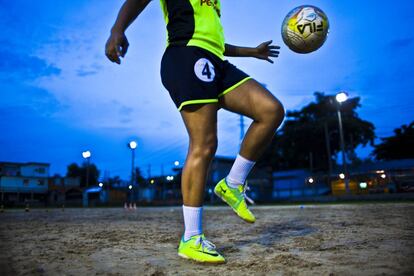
[
  {"left": 66, "top": 162, "right": 100, "bottom": 187},
  {"left": 258, "top": 92, "right": 375, "bottom": 172},
  {"left": 107, "top": 176, "right": 122, "bottom": 188},
  {"left": 134, "top": 167, "right": 145, "bottom": 185},
  {"left": 373, "top": 122, "right": 414, "bottom": 160}
]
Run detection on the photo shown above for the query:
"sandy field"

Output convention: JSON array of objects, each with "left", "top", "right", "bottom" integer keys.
[{"left": 0, "top": 203, "right": 413, "bottom": 276}]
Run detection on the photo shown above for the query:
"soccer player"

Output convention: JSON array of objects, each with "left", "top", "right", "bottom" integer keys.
[{"left": 106, "top": 0, "right": 285, "bottom": 264}]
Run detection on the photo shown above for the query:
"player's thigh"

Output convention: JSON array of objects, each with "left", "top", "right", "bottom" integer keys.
[
  {"left": 219, "top": 79, "right": 283, "bottom": 121},
  {"left": 180, "top": 103, "right": 219, "bottom": 146}
]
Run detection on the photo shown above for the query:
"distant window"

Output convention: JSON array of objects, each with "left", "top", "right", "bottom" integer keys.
[
  {"left": 38, "top": 179, "right": 45, "bottom": 186},
  {"left": 23, "top": 179, "right": 29, "bottom": 186},
  {"left": 35, "top": 168, "right": 46, "bottom": 174}
]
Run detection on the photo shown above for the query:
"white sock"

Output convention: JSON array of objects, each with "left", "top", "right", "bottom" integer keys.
[
  {"left": 226, "top": 154, "right": 256, "bottom": 189},
  {"left": 183, "top": 205, "right": 202, "bottom": 241},
  {"left": 226, "top": 154, "right": 256, "bottom": 188}
]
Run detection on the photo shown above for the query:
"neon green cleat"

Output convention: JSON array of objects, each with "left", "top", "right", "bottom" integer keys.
[
  {"left": 214, "top": 178, "right": 256, "bottom": 223},
  {"left": 178, "top": 234, "right": 225, "bottom": 264}
]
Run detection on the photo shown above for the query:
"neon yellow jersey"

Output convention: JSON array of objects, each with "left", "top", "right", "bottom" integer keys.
[{"left": 160, "top": 0, "right": 225, "bottom": 59}]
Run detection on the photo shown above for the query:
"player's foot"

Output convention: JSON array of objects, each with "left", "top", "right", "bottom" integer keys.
[
  {"left": 214, "top": 178, "right": 256, "bottom": 223},
  {"left": 178, "top": 234, "right": 225, "bottom": 264}
]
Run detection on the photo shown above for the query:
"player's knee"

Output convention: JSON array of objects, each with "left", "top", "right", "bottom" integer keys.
[
  {"left": 191, "top": 146, "right": 217, "bottom": 161},
  {"left": 190, "top": 136, "right": 217, "bottom": 160},
  {"left": 262, "top": 99, "right": 285, "bottom": 127},
  {"left": 203, "top": 136, "right": 218, "bottom": 158}
]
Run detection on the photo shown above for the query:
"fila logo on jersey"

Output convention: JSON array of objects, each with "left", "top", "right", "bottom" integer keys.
[{"left": 194, "top": 58, "right": 215, "bottom": 82}]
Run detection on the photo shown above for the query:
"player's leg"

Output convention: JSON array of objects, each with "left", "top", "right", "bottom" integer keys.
[
  {"left": 219, "top": 79, "right": 284, "bottom": 161},
  {"left": 177, "top": 103, "right": 225, "bottom": 264},
  {"left": 180, "top": 103, "right": 218, "bottom": 207},
  {"left": 160, "top": 46, "right": 225, "bottom": 262},
  {"left": 214, "top": 79, "right": 284, "bottom": 223}
]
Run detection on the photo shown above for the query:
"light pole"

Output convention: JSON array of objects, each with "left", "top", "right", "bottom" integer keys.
[
  {"left": 335, "top": 92, "right": 350, "bottom": 194},
  {"left": 82, "top": 150, "right": 91, "bottom": 187},
  {"left": 324, "top": 122, "right": 333, "bottom": 180},
  {"left": 128, "top": 141, "right": 137, "bottom": 202}
]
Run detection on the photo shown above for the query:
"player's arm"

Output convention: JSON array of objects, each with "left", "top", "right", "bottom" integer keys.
[
  {"left": 105, "top": 0, "right": 152, "bottom": 64},
  {"left": 224, "top": 41, "right": 280, "bottom": 63}
]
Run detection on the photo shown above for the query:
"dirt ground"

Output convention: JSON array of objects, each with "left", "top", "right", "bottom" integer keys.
[{"left": 0, "top": 203, "right": 413, "bottom": 276}]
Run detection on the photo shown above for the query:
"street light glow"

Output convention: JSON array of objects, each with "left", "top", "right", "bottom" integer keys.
[
  {"left": 99, "top": 182, "right": 103, "bottom": 188},
  {"left": 339, "top": 173, "right": 345, "bottom": 179},
  {"left": 150, "top": 179, "right": 155, "bottom": 184},
  {"left": 128, "top": 185, "right": 132, "bottom": 190},
  {"left": 359, "top": 182, "right": 367, "bottom": 189},
  {"left": 336, "top": 92, "right": 348, "bottom": 103},
  {"left": 308, "top": 177, "right": 314, "bottom": 184},
  {"left": 82, "top": 151, "right": 91, "bottom": 159},
  {"left": 174, "top": 161, "right": 180, "bottom": 166},
  {"left": 380, "top": 173, "right": 387, "bottom": 179},
  {"left": 129, "top": 141, "right": 137, "bottom": 149}
]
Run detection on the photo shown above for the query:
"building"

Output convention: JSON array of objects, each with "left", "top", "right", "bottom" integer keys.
[
  {"left": 0, "top": 162, "right": 80, "bottom": 206},
  {"left": 48, "top": 175, "right": 82, "bottom": 206},
  {"left": 0, "top": 162, "right": 50, "bottom": 205},
  {"left": 272, "top": 159, "right": 414, "bottom": 198},
  {"left": 272, "top": 169, "right": 331, "bottom": 200},
  {"left": 343, "top": 158, "right": 414, "bottom": 194}
]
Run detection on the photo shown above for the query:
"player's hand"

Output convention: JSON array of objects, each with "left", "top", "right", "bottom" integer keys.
[
  {"left": 105, "top": 31, "right": 129, "bottom": 64},
  {"left": 253, "top": 40, "right": 280, "bottom": 63}
]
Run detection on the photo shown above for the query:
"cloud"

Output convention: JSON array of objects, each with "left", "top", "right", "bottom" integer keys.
[
  {"left": 0, "top": 82, "right": 63, "bottom": 116},
  {"left": 76, "top": 62, "right": 104, "bottom": 77},
  {"left": 76, "top": 69, "right": 98, "bottom": 77},
  {"left": 388, "top": 37, "right": 414, "bottom": 49},
  {"left": 118, "top": 104, "right": 133, "bottom": 117},
  {"left": 0, "top": 50, "right": 61, "bottom": 82}
]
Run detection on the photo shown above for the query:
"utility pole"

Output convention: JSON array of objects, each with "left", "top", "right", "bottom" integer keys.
[
  {"left": 86, "top": 158, "right": 90, "bottom": 187},
  {"left": 240, "top": 115, "right": 245, "bottom": 145},
  {"left": 309, "top": 152, "right": 313, "bottom": 172},
  {"left": 324, "top": 122, "right": 333, "bottom": 181},
  {"left": 82, "top": 151, "right": 91, "bottom": 187},
  {"left": 147, "top": 164, "right": 151, "bottom": 179},
  {"left": 337, "top": 107, "right": 350, "bottom": 193},
  {"left": 128, "top": 141, "right": 137, "bottom": 202}
]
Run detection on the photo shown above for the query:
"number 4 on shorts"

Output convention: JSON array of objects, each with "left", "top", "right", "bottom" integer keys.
[
  {"left": 194, "top": 58, "right": 215, "bottom": 82},
  {"left": 202, "top": 63, "right": 212, "bottom": 79}
]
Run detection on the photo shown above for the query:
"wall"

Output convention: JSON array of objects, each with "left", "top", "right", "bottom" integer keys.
[
  {"left": 0, "top": 176, "right": 48, "bottom": 193},
  {"left": 20, "top": 164, "right": 49, "bottom": 177}
]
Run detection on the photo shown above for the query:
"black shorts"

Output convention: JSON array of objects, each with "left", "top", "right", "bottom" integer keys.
[{"left": 161, "top": 46, "right": 251, "bottom": 111}]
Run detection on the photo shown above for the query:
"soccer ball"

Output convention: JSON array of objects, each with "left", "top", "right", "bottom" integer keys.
[{"left": 281, "top": 5, "right": 329, "bottom": 54}]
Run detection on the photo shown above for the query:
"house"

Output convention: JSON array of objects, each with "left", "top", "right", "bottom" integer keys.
[
  {"left": 48, "top": 175, "right": 82, "bottom": 206},
  {"left": 346, "top": 159, "right": 414, "bottom": 194},
  {"left": 272, "top": 169, "right": 331, "bottom": 200},
  {"left": 0, "top": 162, "right": 80, "bottom": 206},
  {"left": 0, "top": 162, "right": 50, "bottom": 205}
]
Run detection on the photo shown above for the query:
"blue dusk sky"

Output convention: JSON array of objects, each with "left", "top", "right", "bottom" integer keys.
[{"left": 1, "top": 0, "right": 413, "bottom": 179}]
